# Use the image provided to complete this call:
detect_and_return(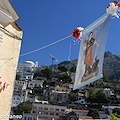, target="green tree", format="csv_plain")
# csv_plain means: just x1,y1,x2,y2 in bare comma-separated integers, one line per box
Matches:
33,68,42,78
103,76,109,82
58,73,72,83
87,108,99,119
95,90,109,104
13,101,32,115
87,89,109,104
50,99,56,105
58,65,68,72
43,79,55,88
41,68,53,80
69,93,78,103
113,108,120,115
33,88,43,96
69,67,76,73
18,101,32,113
110,113,118,120
37,96,43,100
16,74,21,80
43,79,49,88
